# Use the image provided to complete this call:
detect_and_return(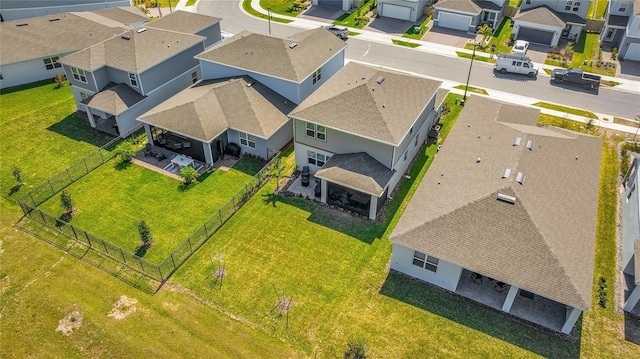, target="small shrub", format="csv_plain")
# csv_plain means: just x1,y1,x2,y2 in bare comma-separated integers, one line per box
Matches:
344,337,368,359
114,141,136,163
54,72,65,88
179,166,199,185
138,220,153,245
598,46,603,60
611,47,618,60
11,165,23,185
60,190,75,215
598,277,607,308
621,141,640,178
